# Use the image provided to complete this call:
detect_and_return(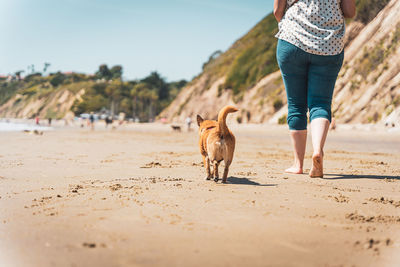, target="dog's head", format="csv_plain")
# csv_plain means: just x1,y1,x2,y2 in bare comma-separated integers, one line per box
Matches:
197,115,217,136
